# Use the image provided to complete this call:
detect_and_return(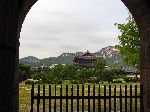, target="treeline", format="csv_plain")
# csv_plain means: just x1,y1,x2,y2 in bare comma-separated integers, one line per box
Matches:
19,57,139,84
28,64,129,84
